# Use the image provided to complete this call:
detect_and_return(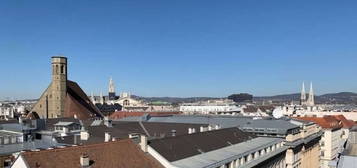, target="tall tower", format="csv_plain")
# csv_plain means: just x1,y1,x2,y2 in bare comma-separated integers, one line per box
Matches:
90,91,96,104
300,82,306,105
100,91,104,104
108,77,116,100
307,82,315,106
49,56,67,118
